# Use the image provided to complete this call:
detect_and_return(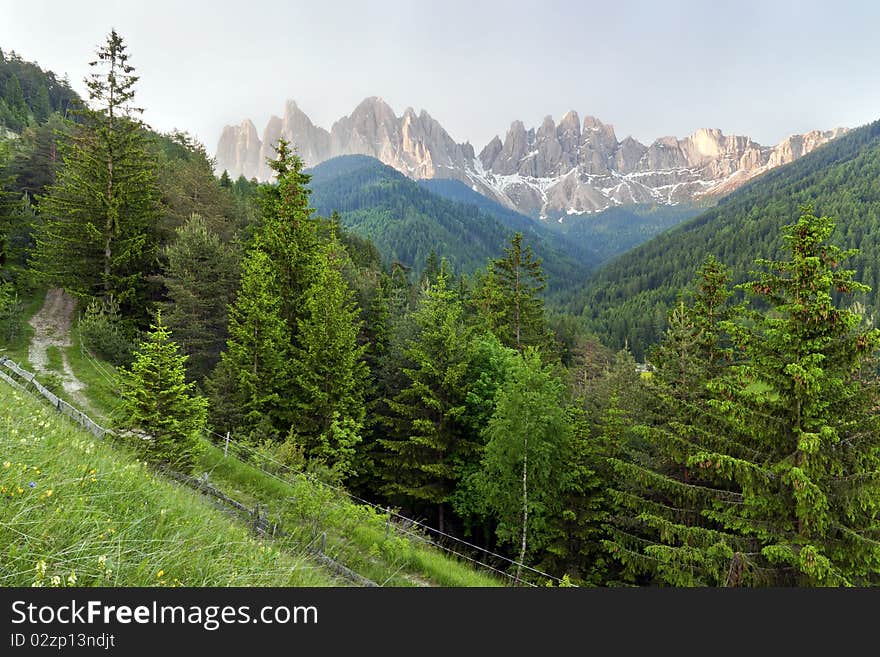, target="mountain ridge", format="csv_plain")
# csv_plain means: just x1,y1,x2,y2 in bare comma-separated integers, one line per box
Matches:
215,97,846,218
